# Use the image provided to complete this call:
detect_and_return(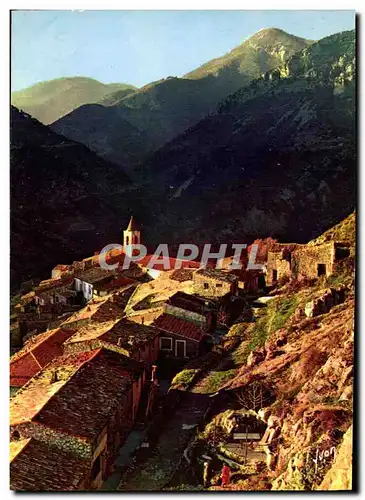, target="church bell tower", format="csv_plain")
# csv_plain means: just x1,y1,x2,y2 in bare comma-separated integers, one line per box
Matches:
123,216,141,254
